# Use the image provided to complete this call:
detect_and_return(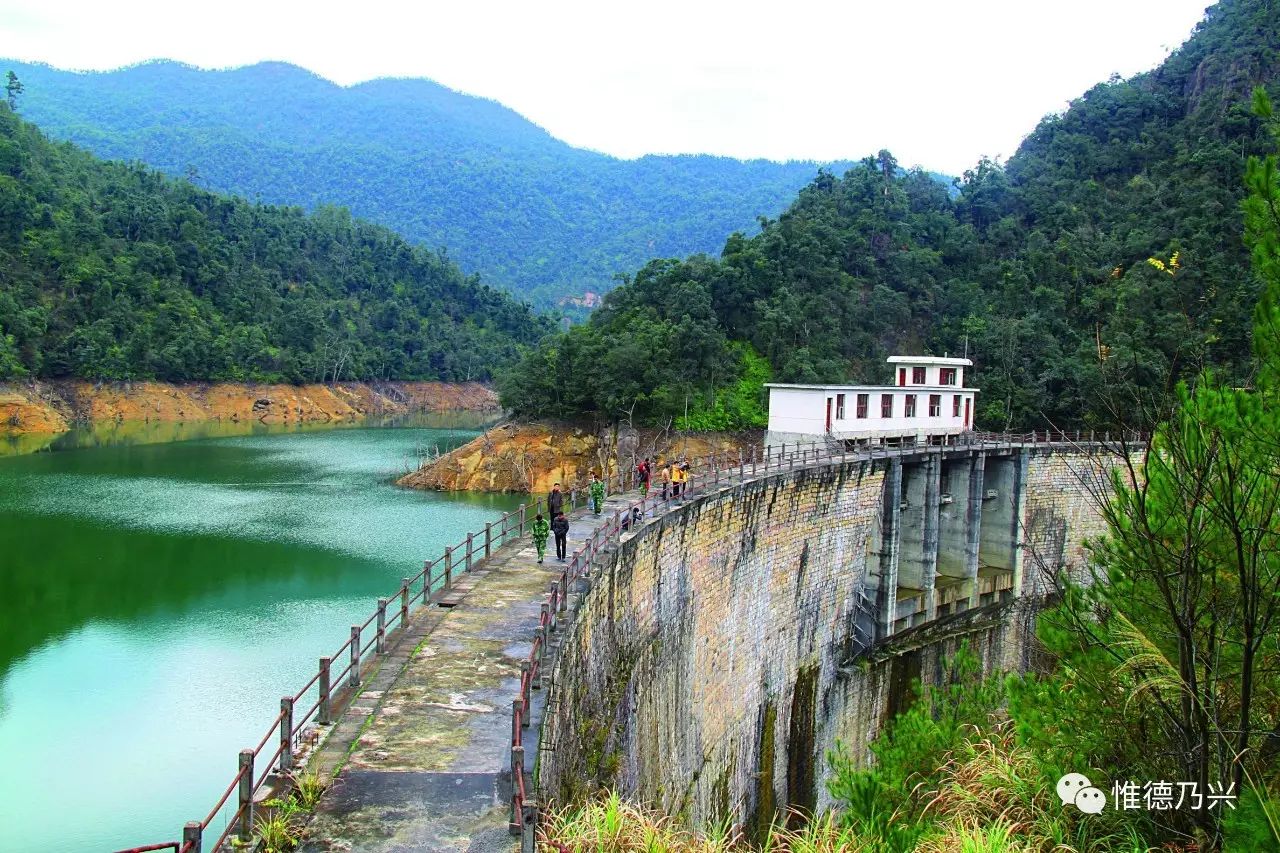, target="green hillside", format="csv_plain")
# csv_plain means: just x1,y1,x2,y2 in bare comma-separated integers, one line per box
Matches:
2,59,859,307
0,104,552,383
501,0,1278,430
